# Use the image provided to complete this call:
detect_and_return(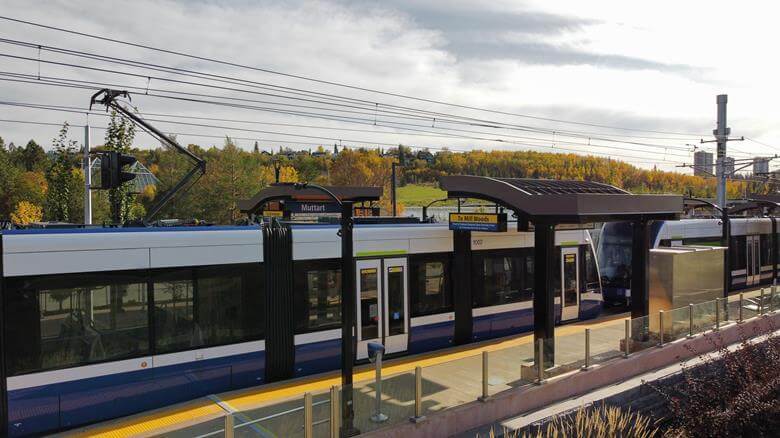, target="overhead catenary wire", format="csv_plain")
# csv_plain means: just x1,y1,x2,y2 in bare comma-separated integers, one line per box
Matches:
0,15,714,137
0,35,711,144
0,51,705,154
0,99,697,159
0,99,696,163
0,114,685,166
